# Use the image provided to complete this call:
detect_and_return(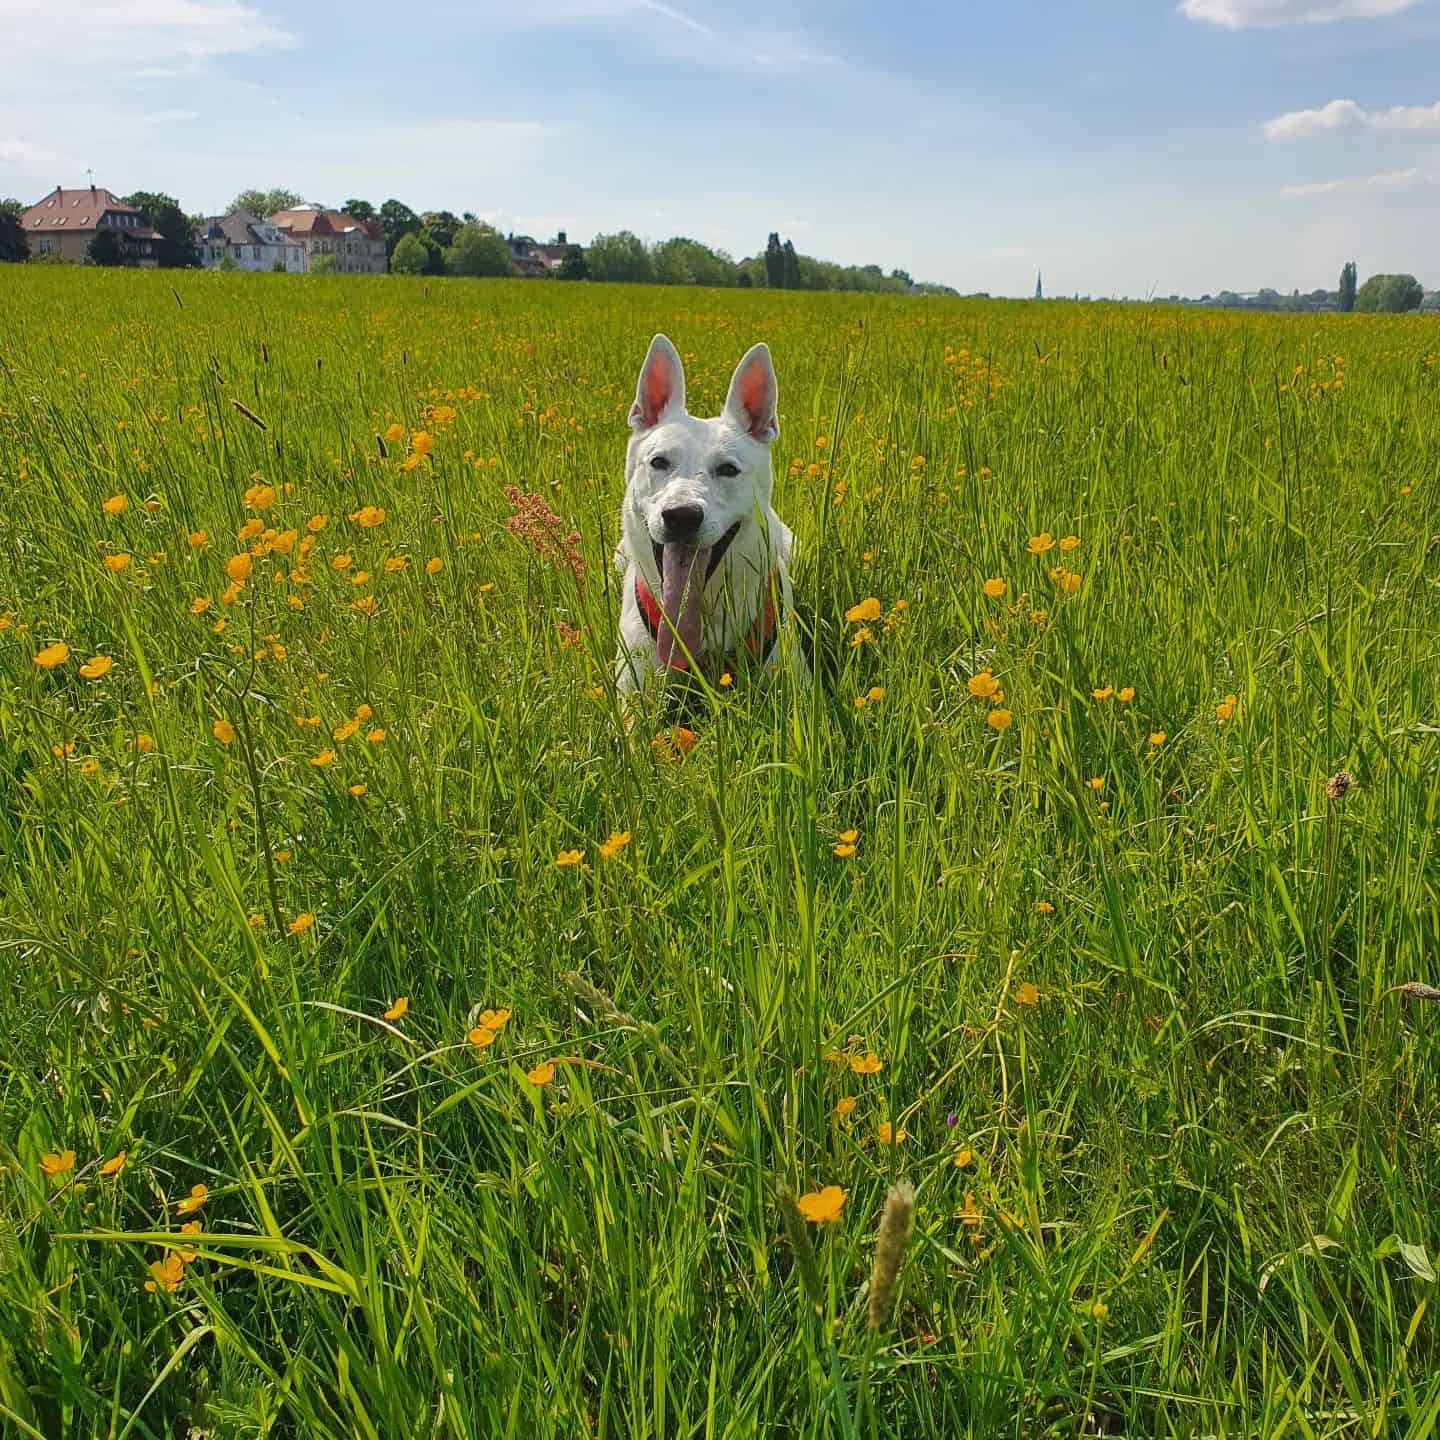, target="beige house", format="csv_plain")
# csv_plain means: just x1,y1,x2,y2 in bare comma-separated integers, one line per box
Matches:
269,207,387,273
21,186,161,266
